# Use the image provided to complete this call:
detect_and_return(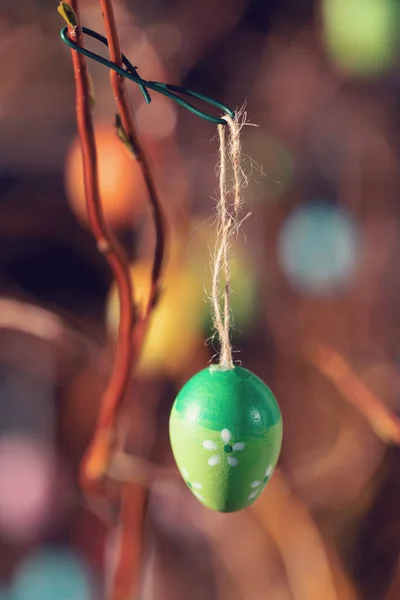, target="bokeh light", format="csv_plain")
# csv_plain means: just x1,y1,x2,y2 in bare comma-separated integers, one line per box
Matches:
243,129,294,202
278,202,361,295
0,435,57,544
149,22,182,59
322,0,399,76
12,547,96,600
187,224,259,337
136,95,178,141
